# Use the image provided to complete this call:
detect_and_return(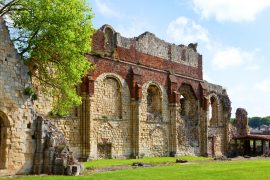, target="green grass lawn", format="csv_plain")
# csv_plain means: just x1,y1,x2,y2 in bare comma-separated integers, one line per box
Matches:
11,157,270,180
84,156,210,169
